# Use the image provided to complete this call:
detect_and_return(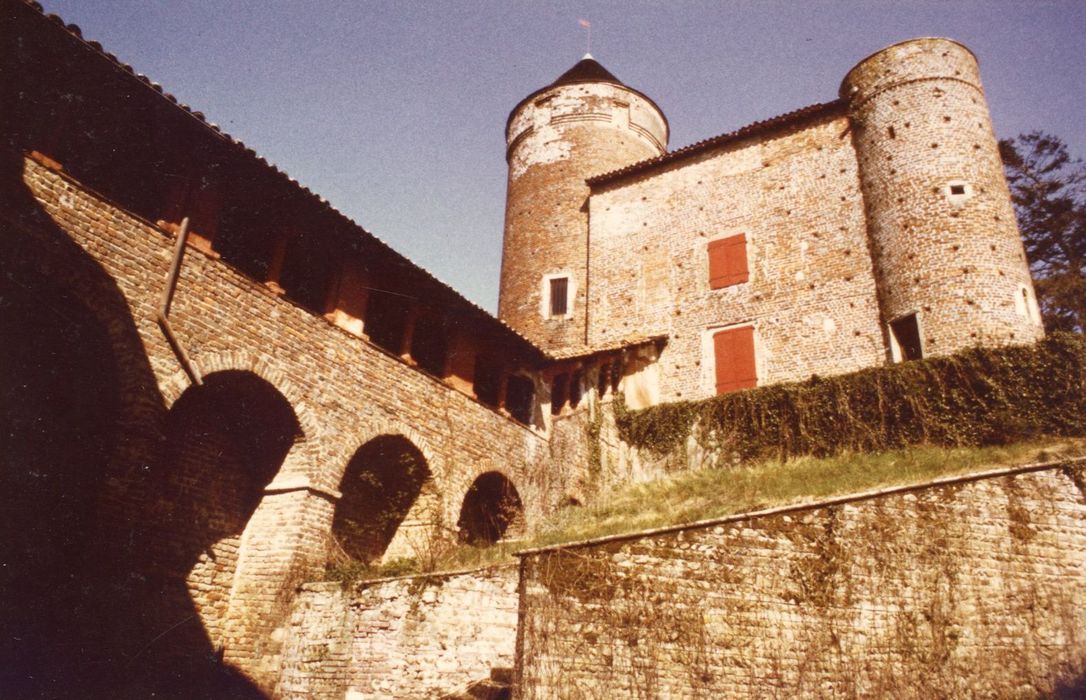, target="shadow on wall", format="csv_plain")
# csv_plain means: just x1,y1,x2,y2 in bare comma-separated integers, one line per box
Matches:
0,147,269,698
333,435,432,563
458,472,524,545
1055,676,1086,699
